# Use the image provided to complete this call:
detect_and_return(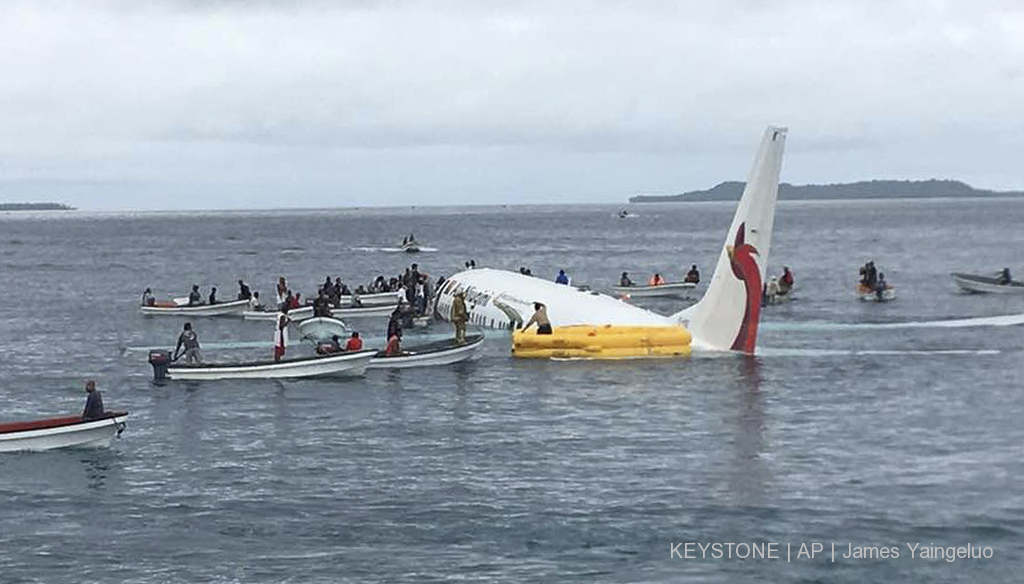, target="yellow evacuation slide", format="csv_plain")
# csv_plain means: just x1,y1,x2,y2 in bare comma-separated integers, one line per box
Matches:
512,325,692,359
